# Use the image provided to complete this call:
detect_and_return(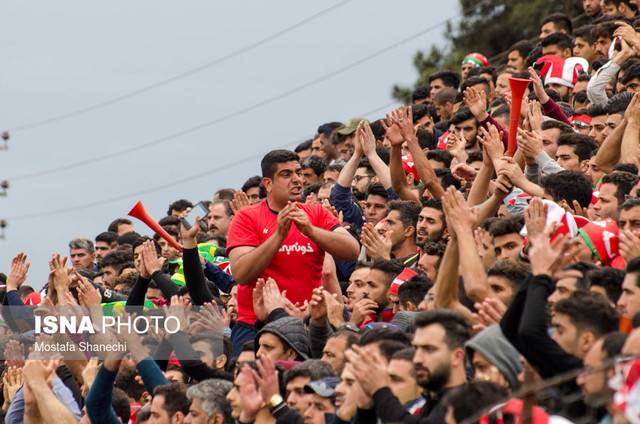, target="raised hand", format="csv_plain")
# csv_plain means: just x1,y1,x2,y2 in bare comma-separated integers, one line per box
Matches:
4,340,25,369
252,278,268,322
344,345,390,396
464,86,488,120
529,232,580,276
478,125,504,164
262,277,286,315
76,272,102,307
322,199,343,223
49,253,71,295
390,106,416,141
360,222,392,261
620,230,640,262
472,297,507,332
517,128,543,165
254,355,280,404
349,298,379,326
2,366,23,411
166,295,191,333
442,186,477,234
324,290,346,328
276,202,295,239
381,110,405,146
524,197,548,241
289,203,314,237
6,252,30,291
451,162,478,182
357,120,377,157
528,67,548,104
237,366,263,422
308,287,328,323
142,240,165,276
231,190,251,214
180,217,202,248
